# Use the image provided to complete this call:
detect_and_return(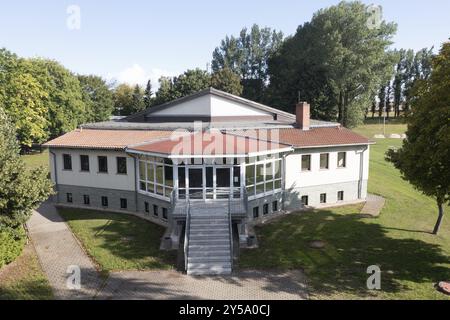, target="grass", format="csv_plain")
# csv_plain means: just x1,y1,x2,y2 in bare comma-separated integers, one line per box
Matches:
239,121,450,299
0,243,53,300
21,149,49,170
58,208,177,272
